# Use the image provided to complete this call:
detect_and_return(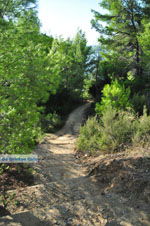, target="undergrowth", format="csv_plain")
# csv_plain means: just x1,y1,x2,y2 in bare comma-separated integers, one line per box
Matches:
76,106,150,155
